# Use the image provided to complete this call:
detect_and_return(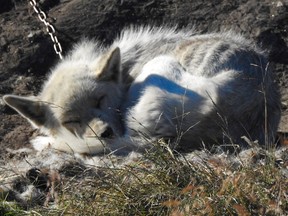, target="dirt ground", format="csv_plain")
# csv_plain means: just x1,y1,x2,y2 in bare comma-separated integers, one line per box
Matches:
0,0,288,154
